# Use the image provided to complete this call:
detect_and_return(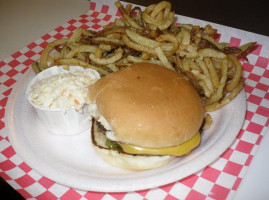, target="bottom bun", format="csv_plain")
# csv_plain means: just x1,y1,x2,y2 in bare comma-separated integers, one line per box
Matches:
91,120,175,171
